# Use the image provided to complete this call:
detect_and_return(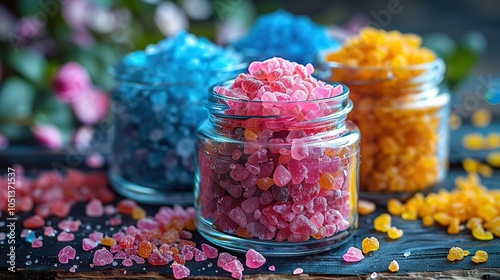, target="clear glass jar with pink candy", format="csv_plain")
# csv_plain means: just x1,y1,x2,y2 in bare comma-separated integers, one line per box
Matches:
194,58,360,256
